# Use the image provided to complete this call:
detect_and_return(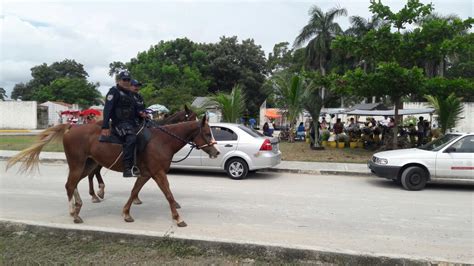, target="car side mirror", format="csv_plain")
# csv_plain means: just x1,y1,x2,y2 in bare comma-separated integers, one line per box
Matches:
444,147,456,153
